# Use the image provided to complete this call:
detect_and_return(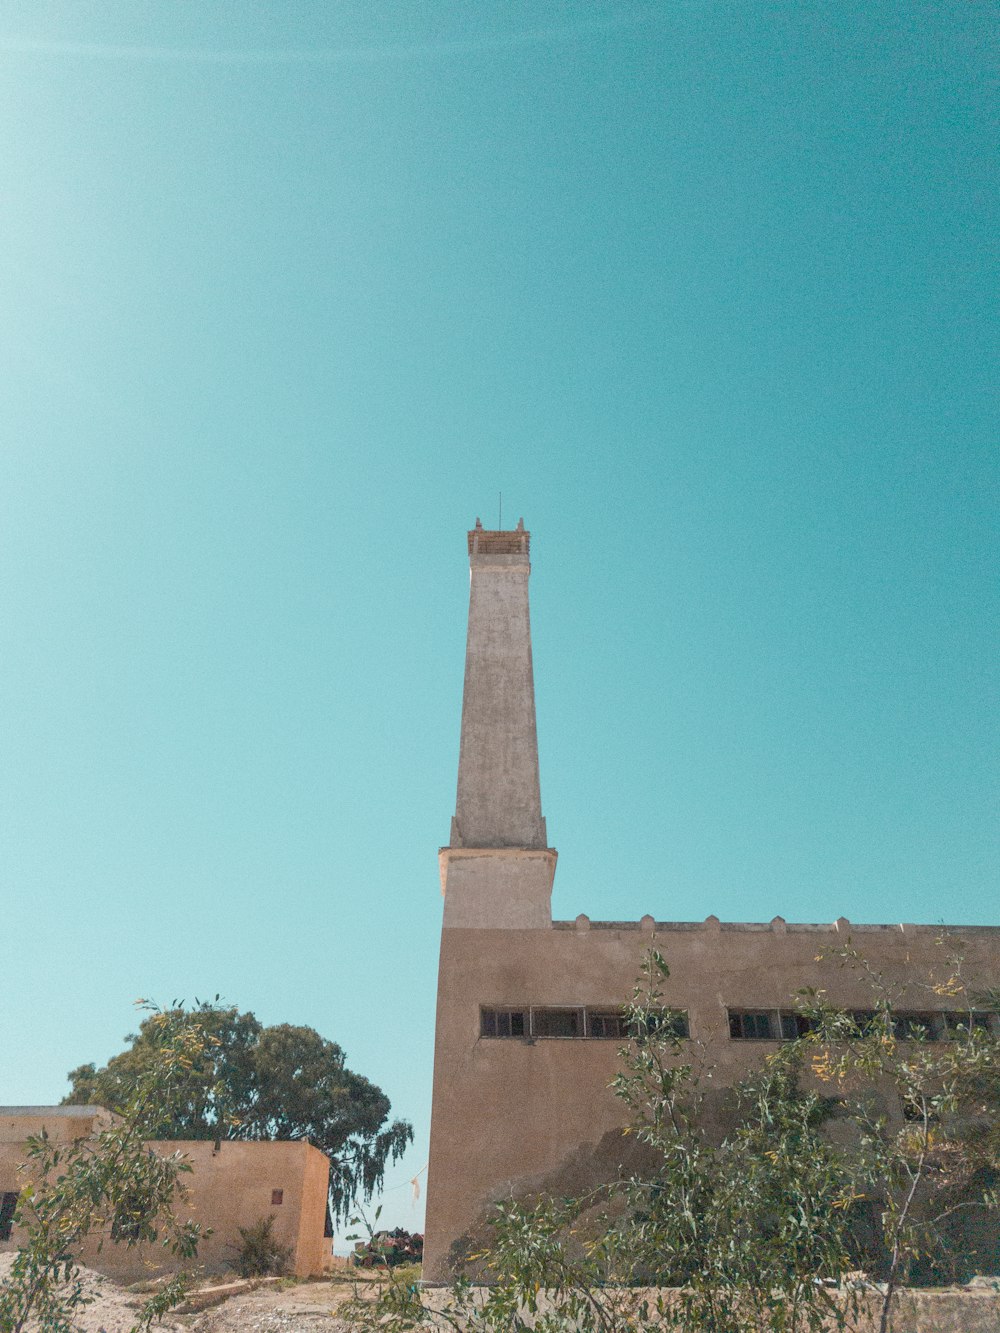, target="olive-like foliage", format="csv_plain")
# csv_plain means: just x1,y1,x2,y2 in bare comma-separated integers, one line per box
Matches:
64,1001,412,1223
